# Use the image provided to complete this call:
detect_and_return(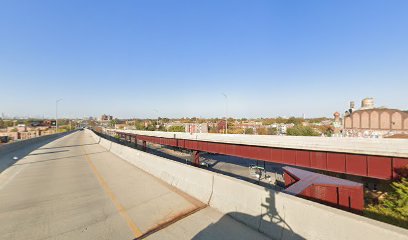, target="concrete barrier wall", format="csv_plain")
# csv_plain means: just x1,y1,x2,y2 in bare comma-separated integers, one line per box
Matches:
90,132,100,143
209,173,408,240
0,131,72,155
0,131,76,173
107,139,214,203
99,137,111,150
88,130,408,240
